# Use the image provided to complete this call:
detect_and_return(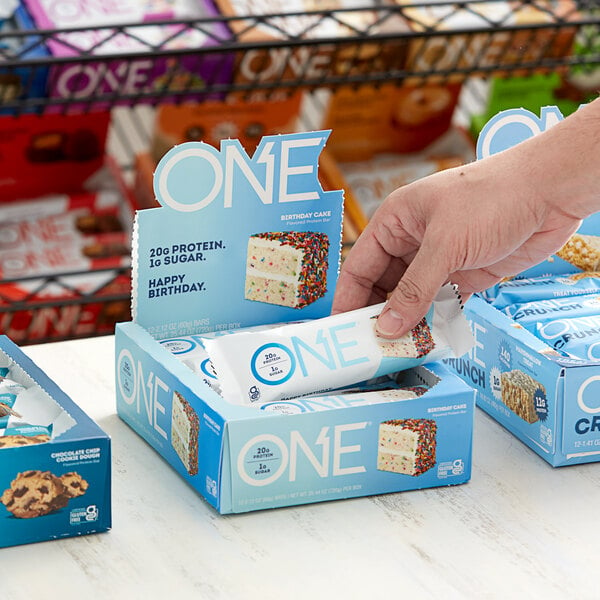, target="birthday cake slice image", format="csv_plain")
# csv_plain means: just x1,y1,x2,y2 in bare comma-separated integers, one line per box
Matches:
245,231,330,309
373,316,435,359
171,391,199,476
377,418,437,476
